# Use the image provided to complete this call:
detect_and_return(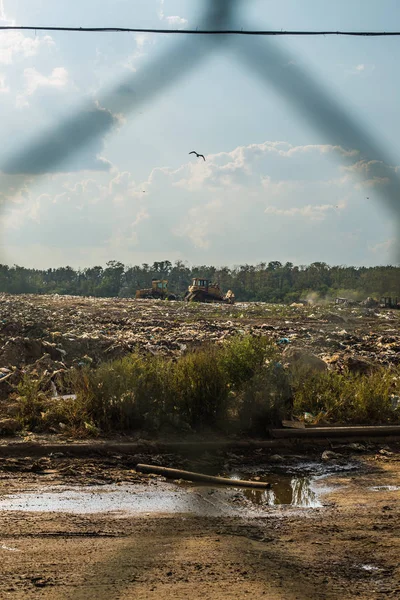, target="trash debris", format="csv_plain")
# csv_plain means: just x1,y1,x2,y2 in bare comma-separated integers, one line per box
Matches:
322,450,342,461
269,454,285,463
343,356,378,375
362,297,379,308
0,293,398,417
390,396,400,410
1,545,20,552
342,443,366,452
283,347,328,373
378,449,394,457
304,412,315,424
